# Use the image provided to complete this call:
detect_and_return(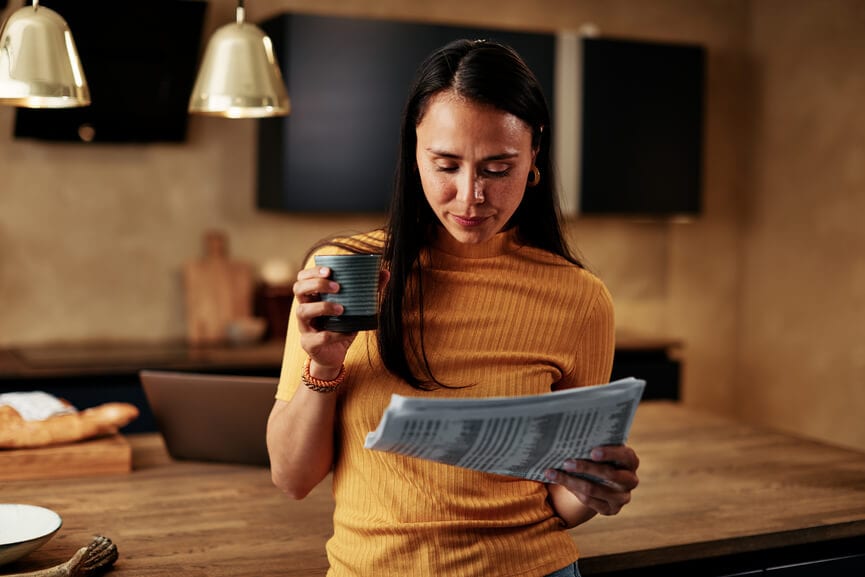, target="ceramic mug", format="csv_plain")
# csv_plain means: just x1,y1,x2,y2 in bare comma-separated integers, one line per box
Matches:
314,254,382,332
